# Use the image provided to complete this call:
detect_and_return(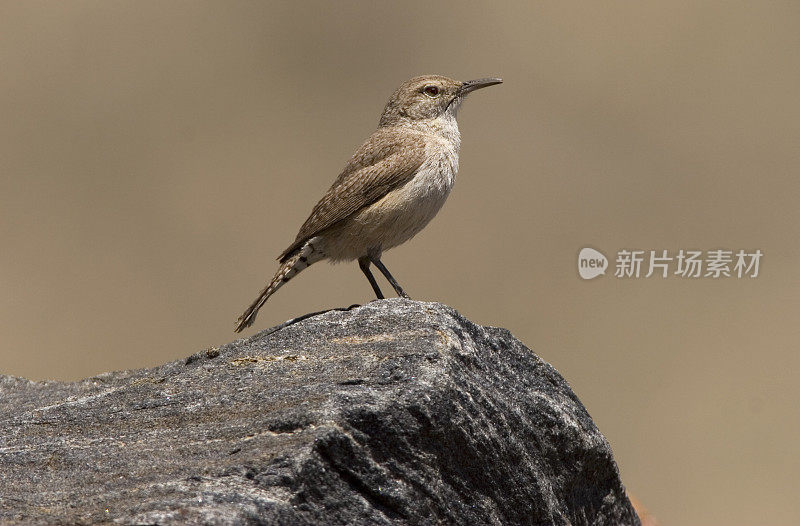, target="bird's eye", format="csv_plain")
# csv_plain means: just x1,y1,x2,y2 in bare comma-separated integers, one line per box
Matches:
423,85,440,97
